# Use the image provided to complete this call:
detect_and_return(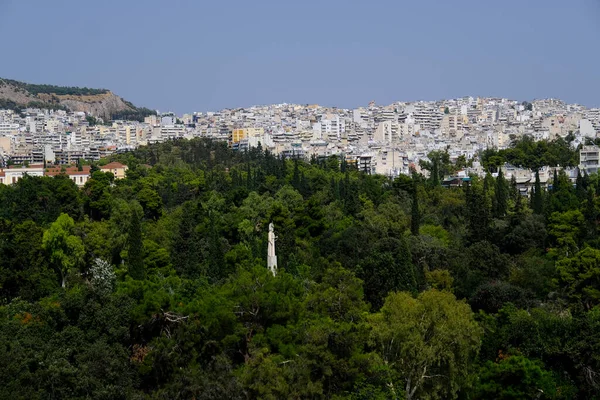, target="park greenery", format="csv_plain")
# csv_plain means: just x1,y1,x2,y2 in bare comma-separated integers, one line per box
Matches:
1,137,599,399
